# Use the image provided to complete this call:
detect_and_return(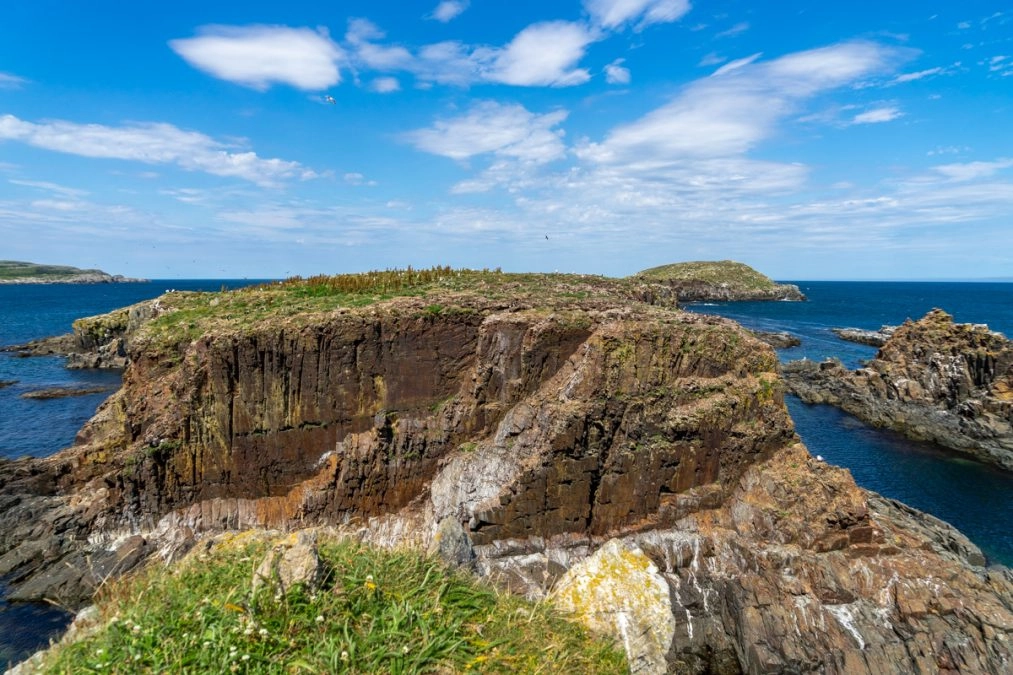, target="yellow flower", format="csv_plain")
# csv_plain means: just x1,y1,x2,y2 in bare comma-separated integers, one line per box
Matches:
364,574,377,591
